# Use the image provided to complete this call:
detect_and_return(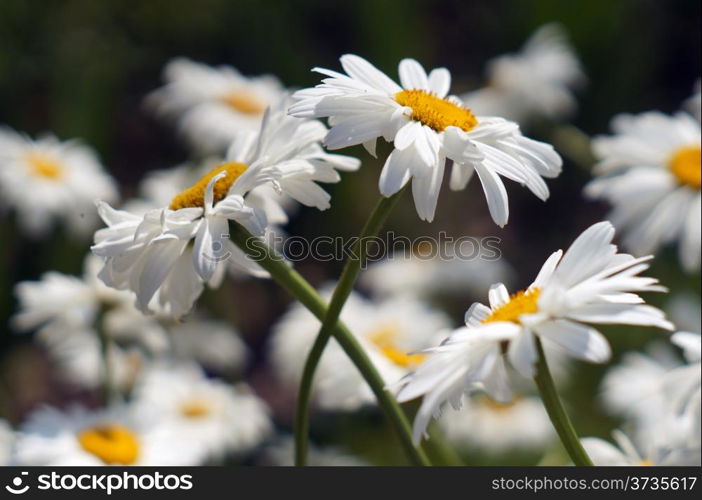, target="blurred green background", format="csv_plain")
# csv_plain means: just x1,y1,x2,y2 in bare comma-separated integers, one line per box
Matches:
0,0,700,464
